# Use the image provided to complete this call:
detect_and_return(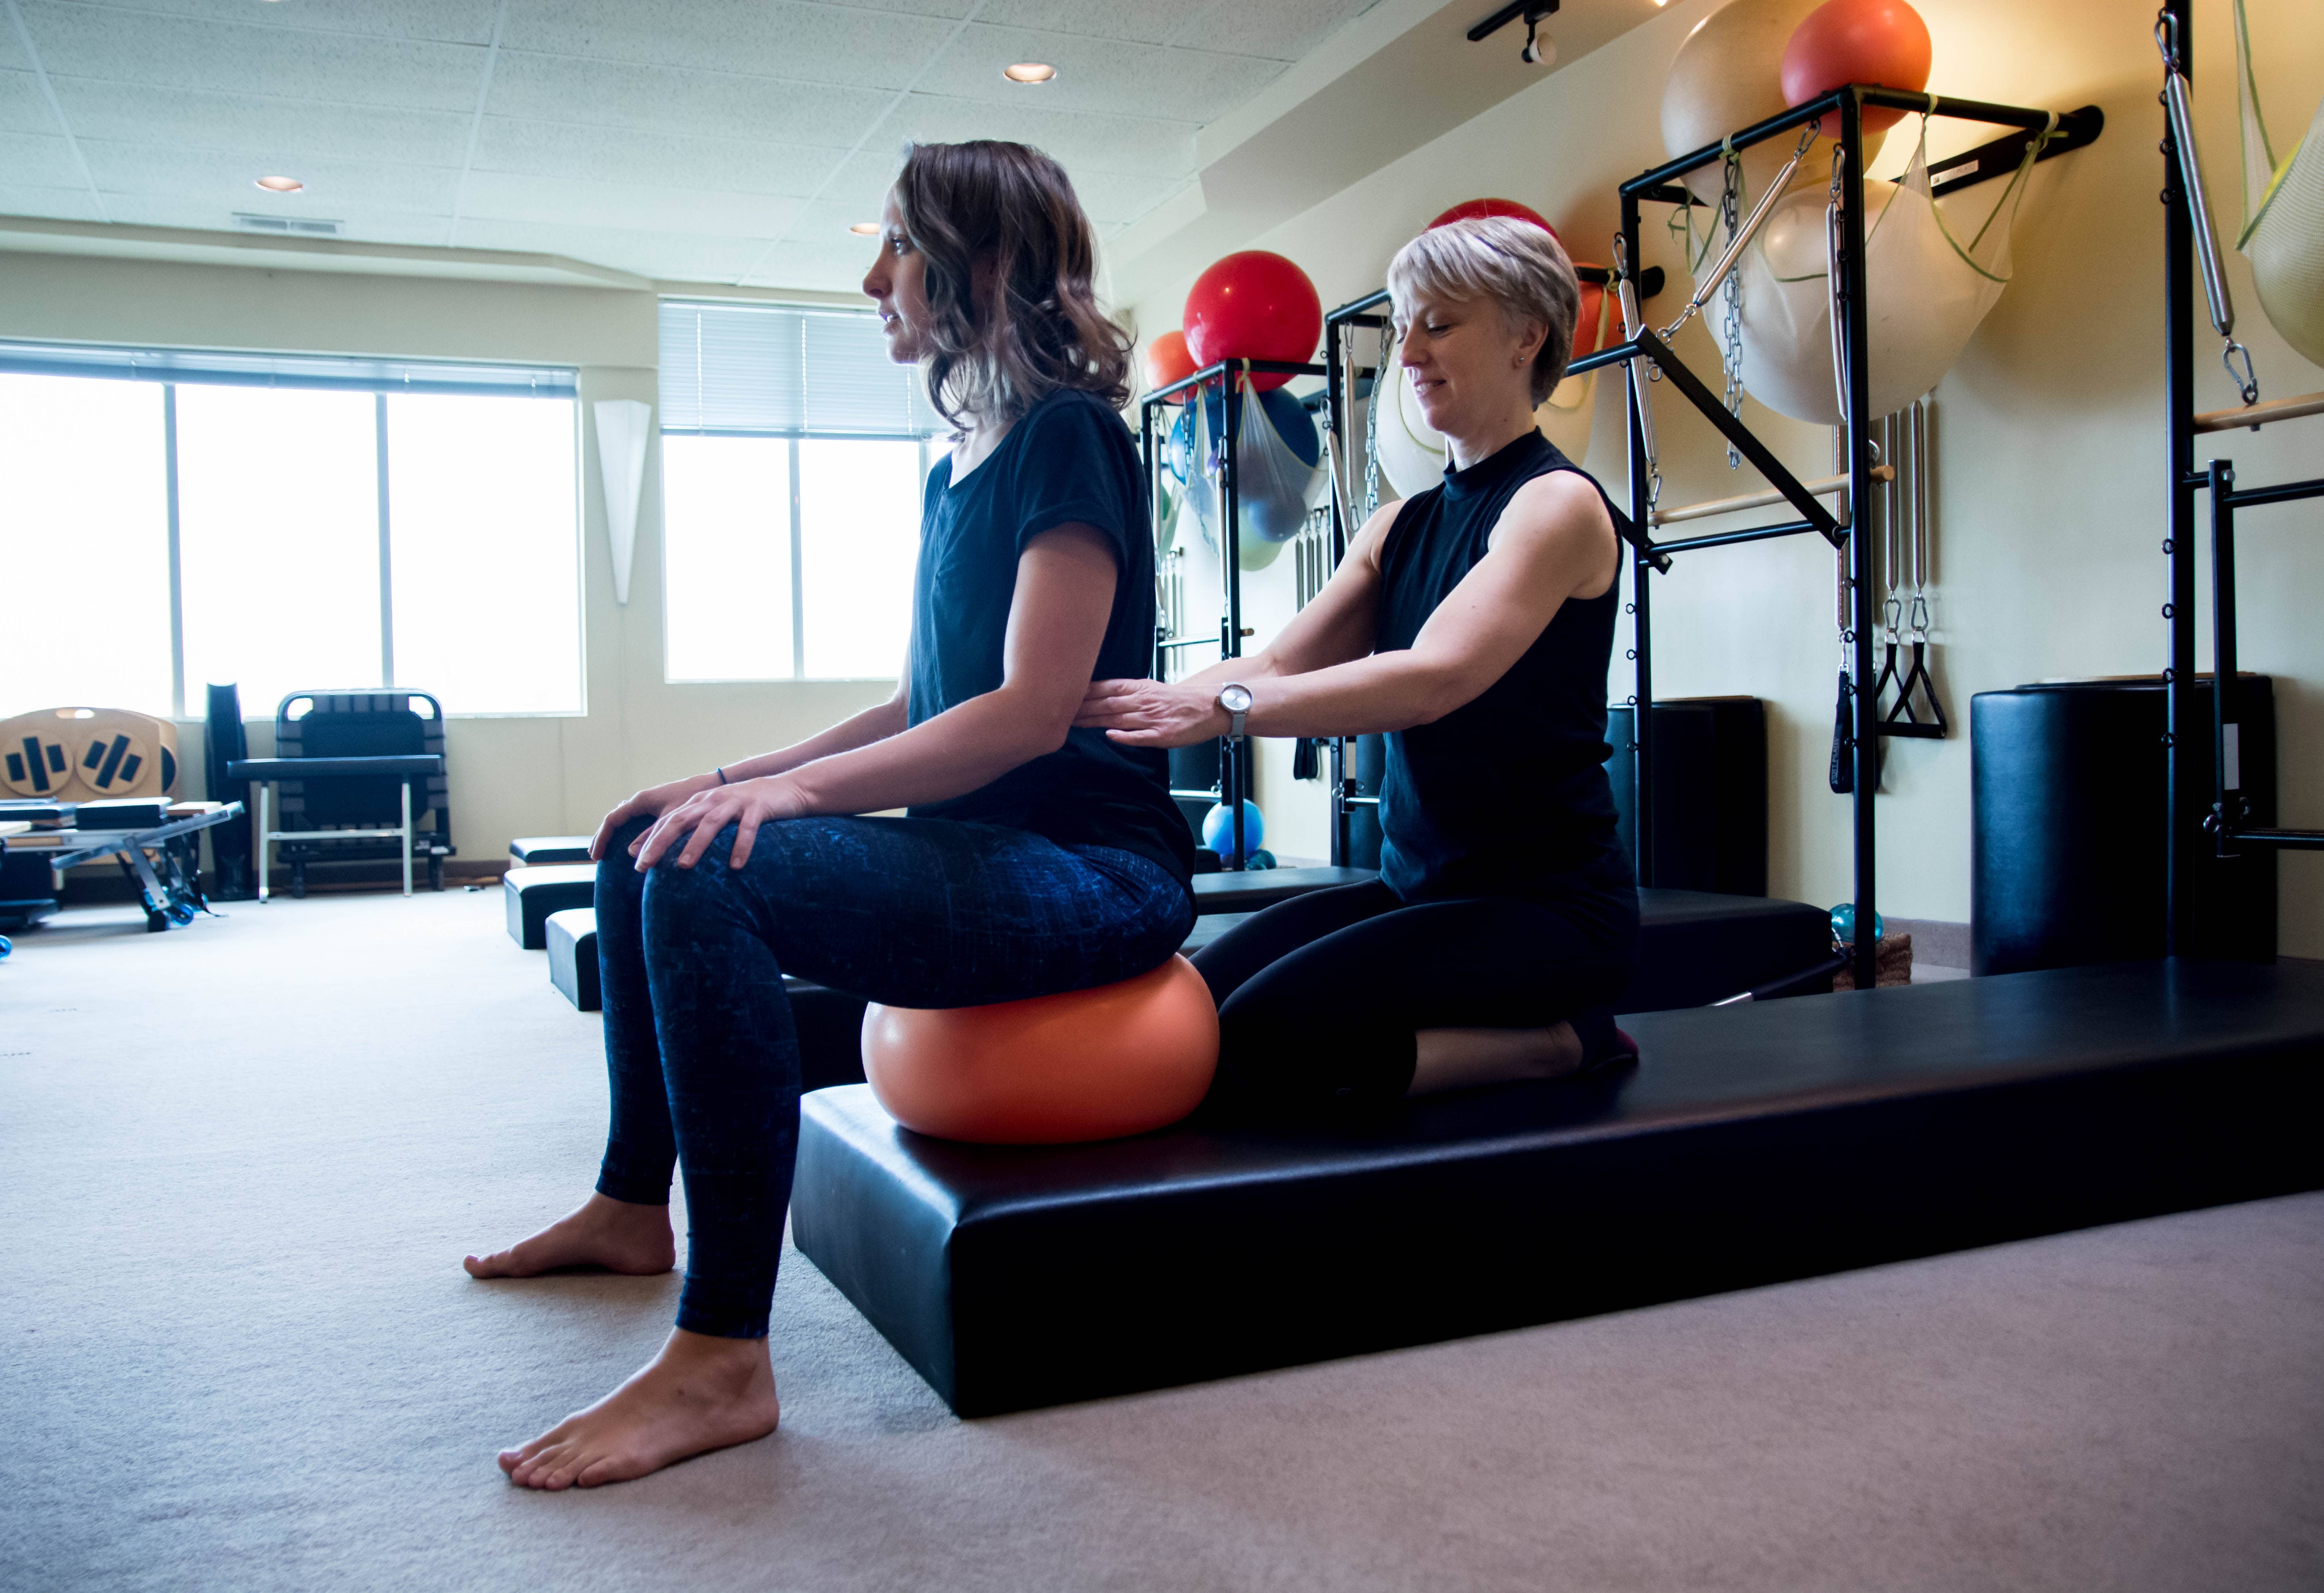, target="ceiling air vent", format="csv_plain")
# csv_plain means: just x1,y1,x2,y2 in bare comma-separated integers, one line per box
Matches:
232,212,344,236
